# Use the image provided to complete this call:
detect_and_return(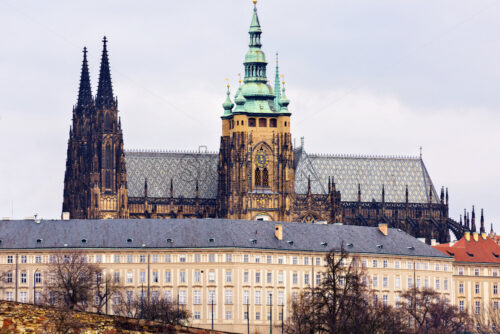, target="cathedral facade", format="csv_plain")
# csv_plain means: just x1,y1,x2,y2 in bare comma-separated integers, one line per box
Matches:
63,2,475,244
